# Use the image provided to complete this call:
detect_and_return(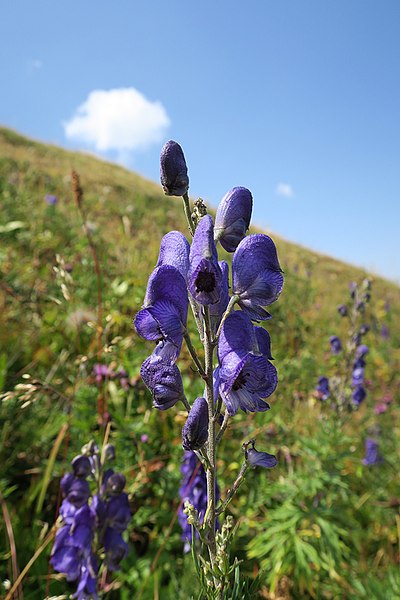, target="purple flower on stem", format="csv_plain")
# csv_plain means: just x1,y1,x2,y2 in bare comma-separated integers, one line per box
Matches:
140,352,184,410
182,397,209,451
329,335,342,354
232,234,284,320
160,140,189,196
135,265,188,361
362,438,383,466
156,230,190,280
337,304,348,317
209,260,230,324
352,367,365,387
316,376,330,401
216,311,277,416
352,385,366,406
188,215,222,305
246,441,277,468
355,345,369,359
214,186,253,252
